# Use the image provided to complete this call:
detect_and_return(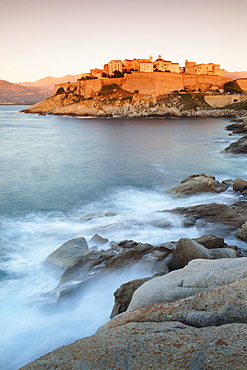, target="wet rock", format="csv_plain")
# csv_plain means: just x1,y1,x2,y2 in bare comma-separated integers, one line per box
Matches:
169,238,212,270
81,211,117,221
192,234,226,249
236,221,247,241
233,178,247,193
89,234,109,246
45,237,89,269
168,202,247,232
128,258,247,310
210,248,237,259
47,240,173,302
110,277,151,319
223,135,247,153
167,173,227,197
